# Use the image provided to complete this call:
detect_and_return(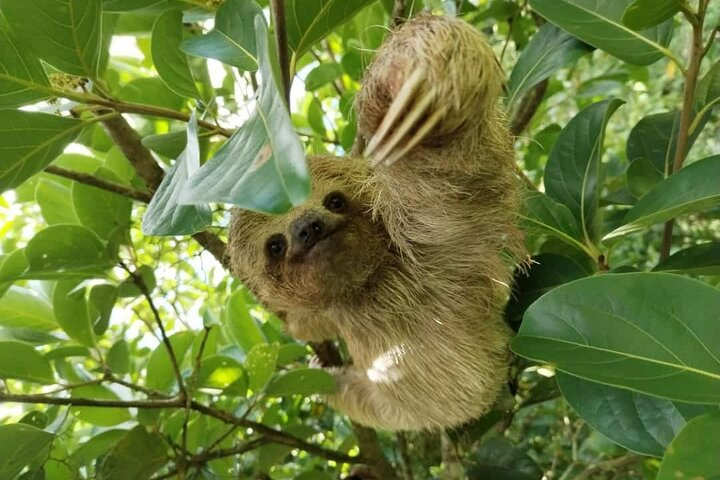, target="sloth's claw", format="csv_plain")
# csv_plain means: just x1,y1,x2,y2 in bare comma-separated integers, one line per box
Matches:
383,105,446,166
